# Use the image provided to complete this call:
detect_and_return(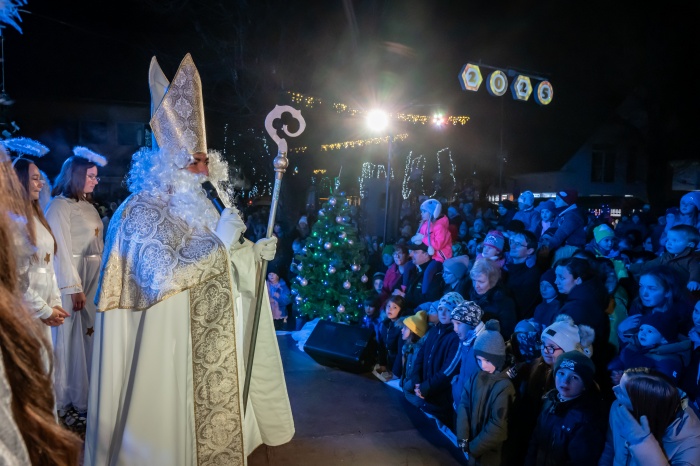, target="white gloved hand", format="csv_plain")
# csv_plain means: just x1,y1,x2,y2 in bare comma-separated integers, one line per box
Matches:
411,233,424,245
214,208,246,250
253,236,277,262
